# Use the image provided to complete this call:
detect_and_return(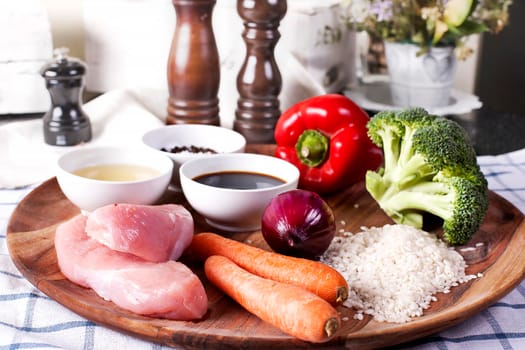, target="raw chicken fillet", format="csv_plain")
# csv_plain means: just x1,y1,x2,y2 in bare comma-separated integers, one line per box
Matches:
55,214,208,320
86,203,193,262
